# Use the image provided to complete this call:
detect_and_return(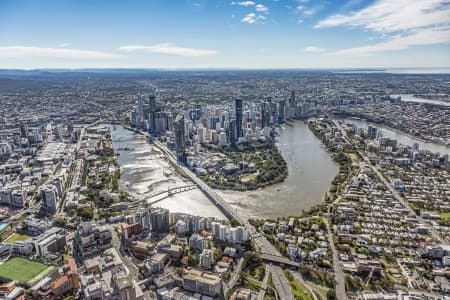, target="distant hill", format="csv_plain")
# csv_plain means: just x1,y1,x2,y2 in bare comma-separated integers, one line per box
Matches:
0,77,41,91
